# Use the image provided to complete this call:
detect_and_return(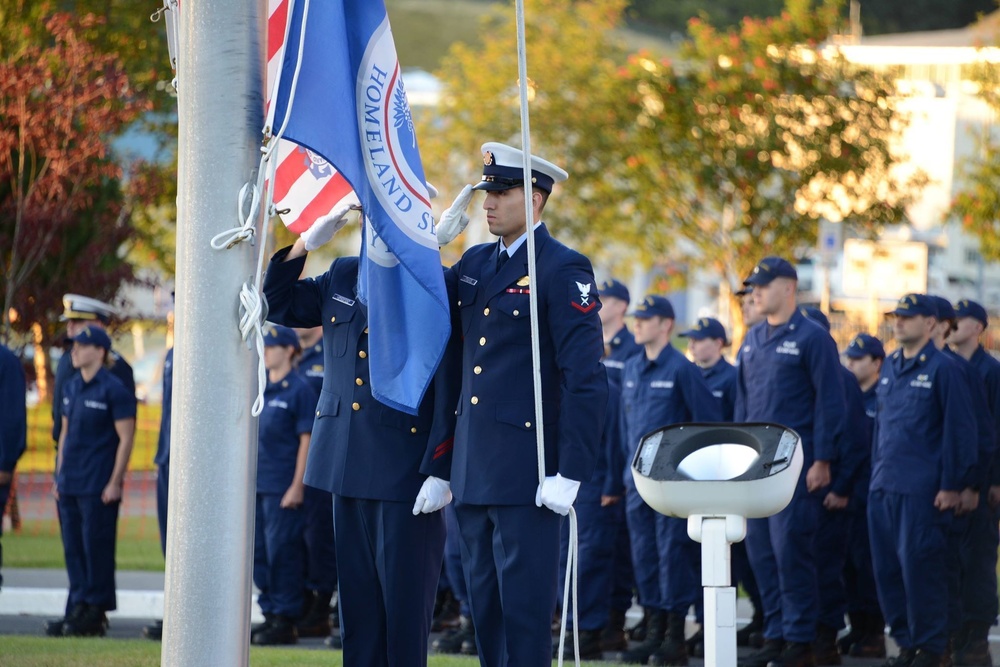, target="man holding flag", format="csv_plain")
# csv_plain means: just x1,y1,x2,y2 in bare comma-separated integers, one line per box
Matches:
436,142,609,665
